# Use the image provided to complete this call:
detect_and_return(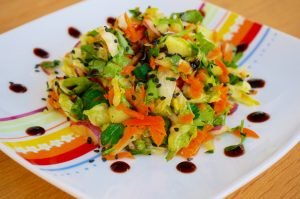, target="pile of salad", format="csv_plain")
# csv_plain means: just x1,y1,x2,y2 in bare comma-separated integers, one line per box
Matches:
44,7,259,161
